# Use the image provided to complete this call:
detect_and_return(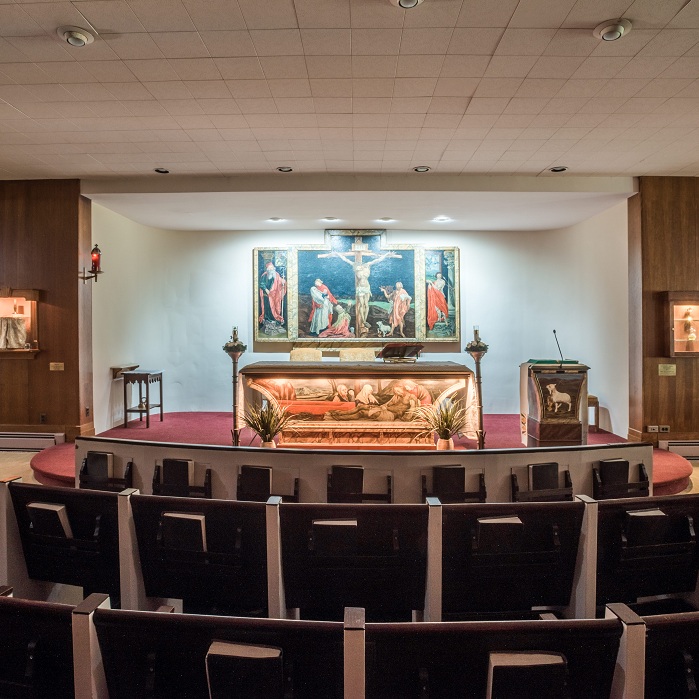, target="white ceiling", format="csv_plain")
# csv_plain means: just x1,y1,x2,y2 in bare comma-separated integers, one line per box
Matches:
89,186,632,230
2,0,699,180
